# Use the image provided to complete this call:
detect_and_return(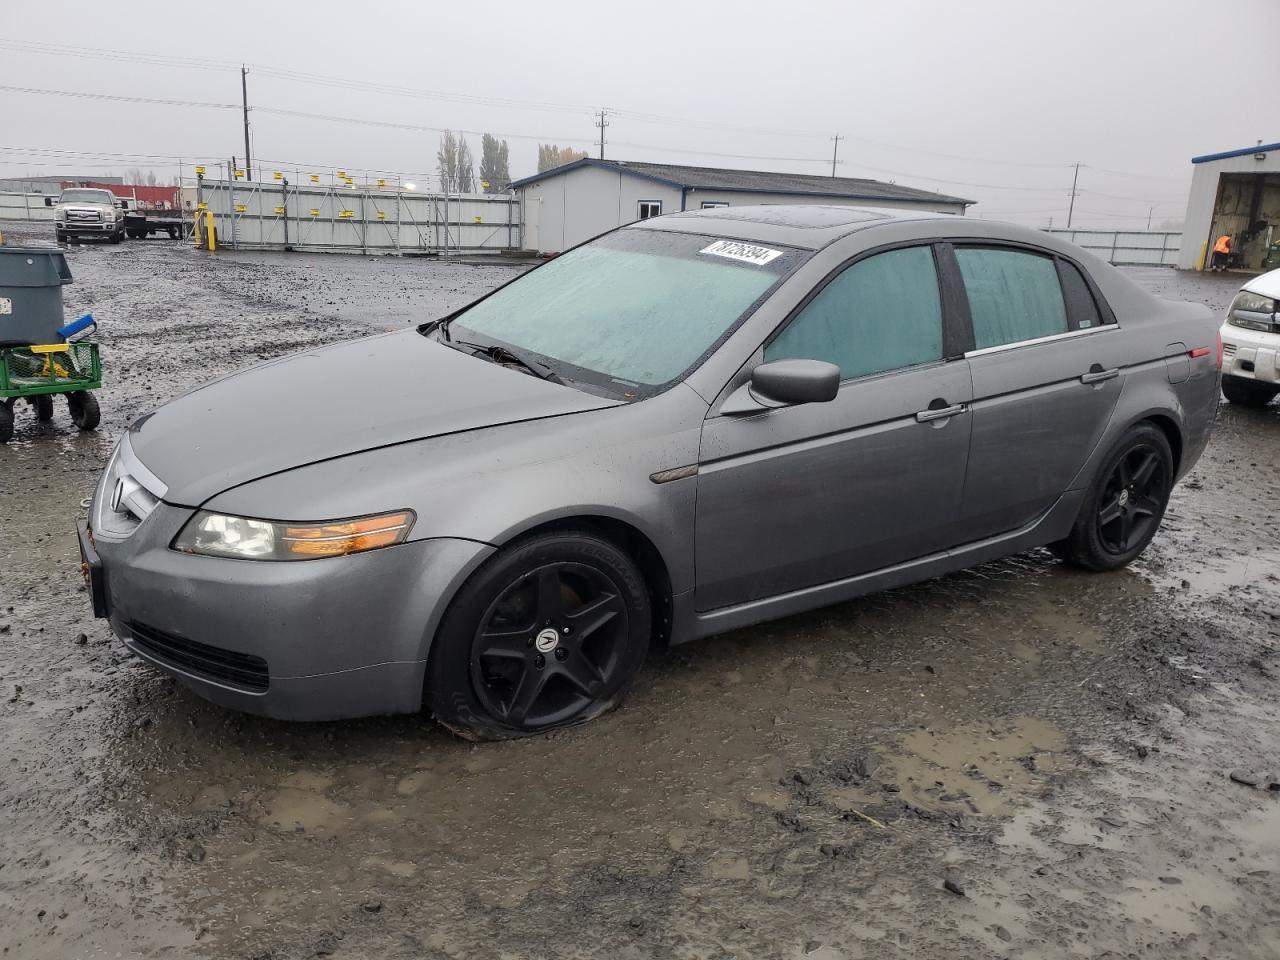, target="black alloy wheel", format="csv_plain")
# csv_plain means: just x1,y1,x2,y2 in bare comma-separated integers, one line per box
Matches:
471,563,630,728
429,530,651,740
1051,423,1173,571
1095,443,1167,555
